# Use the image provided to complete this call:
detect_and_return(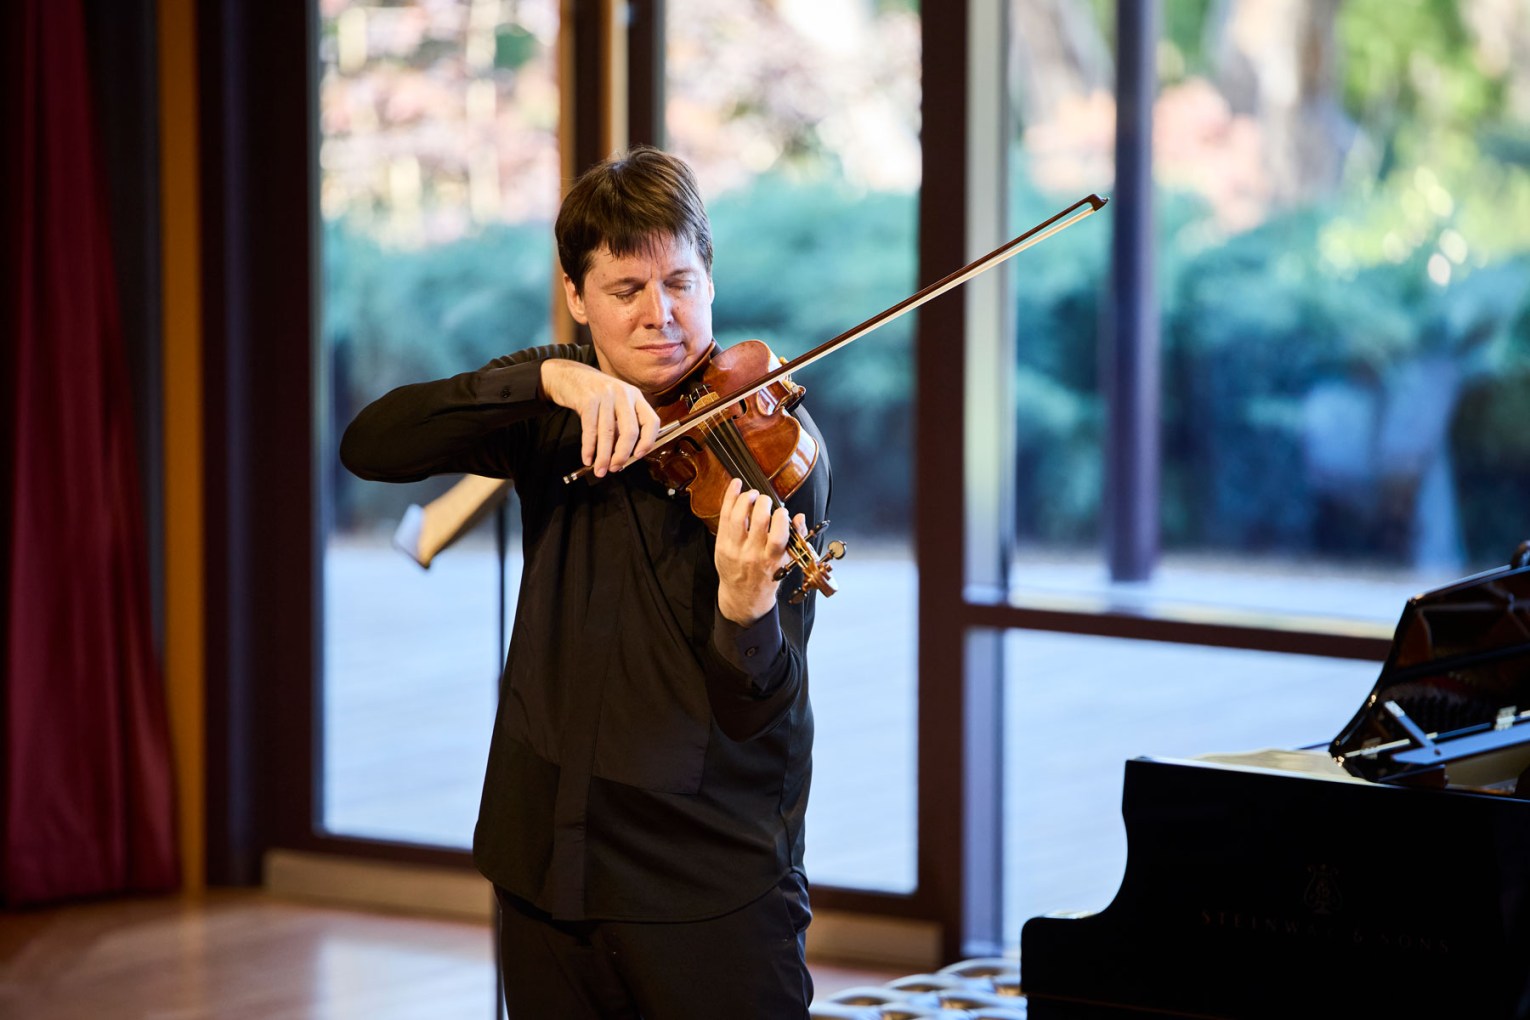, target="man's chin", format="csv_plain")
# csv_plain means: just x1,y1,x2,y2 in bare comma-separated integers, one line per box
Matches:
641,370,687,401
646,348,712,393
